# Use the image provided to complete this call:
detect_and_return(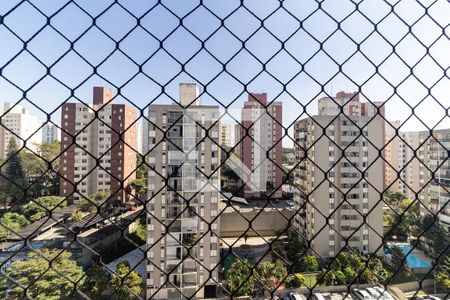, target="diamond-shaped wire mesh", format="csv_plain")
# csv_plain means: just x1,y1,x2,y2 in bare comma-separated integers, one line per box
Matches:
0,0,449,299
